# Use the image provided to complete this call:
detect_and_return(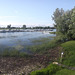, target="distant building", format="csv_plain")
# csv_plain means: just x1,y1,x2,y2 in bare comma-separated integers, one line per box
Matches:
22,25,26,29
